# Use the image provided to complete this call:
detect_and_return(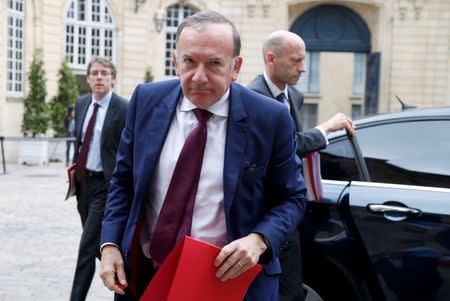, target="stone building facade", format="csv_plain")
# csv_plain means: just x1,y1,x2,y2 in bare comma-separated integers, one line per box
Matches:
0,0,449,161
